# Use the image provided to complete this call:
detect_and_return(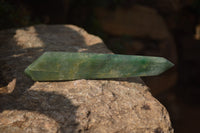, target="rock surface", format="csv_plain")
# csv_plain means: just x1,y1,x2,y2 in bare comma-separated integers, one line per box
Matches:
0,25,173,133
